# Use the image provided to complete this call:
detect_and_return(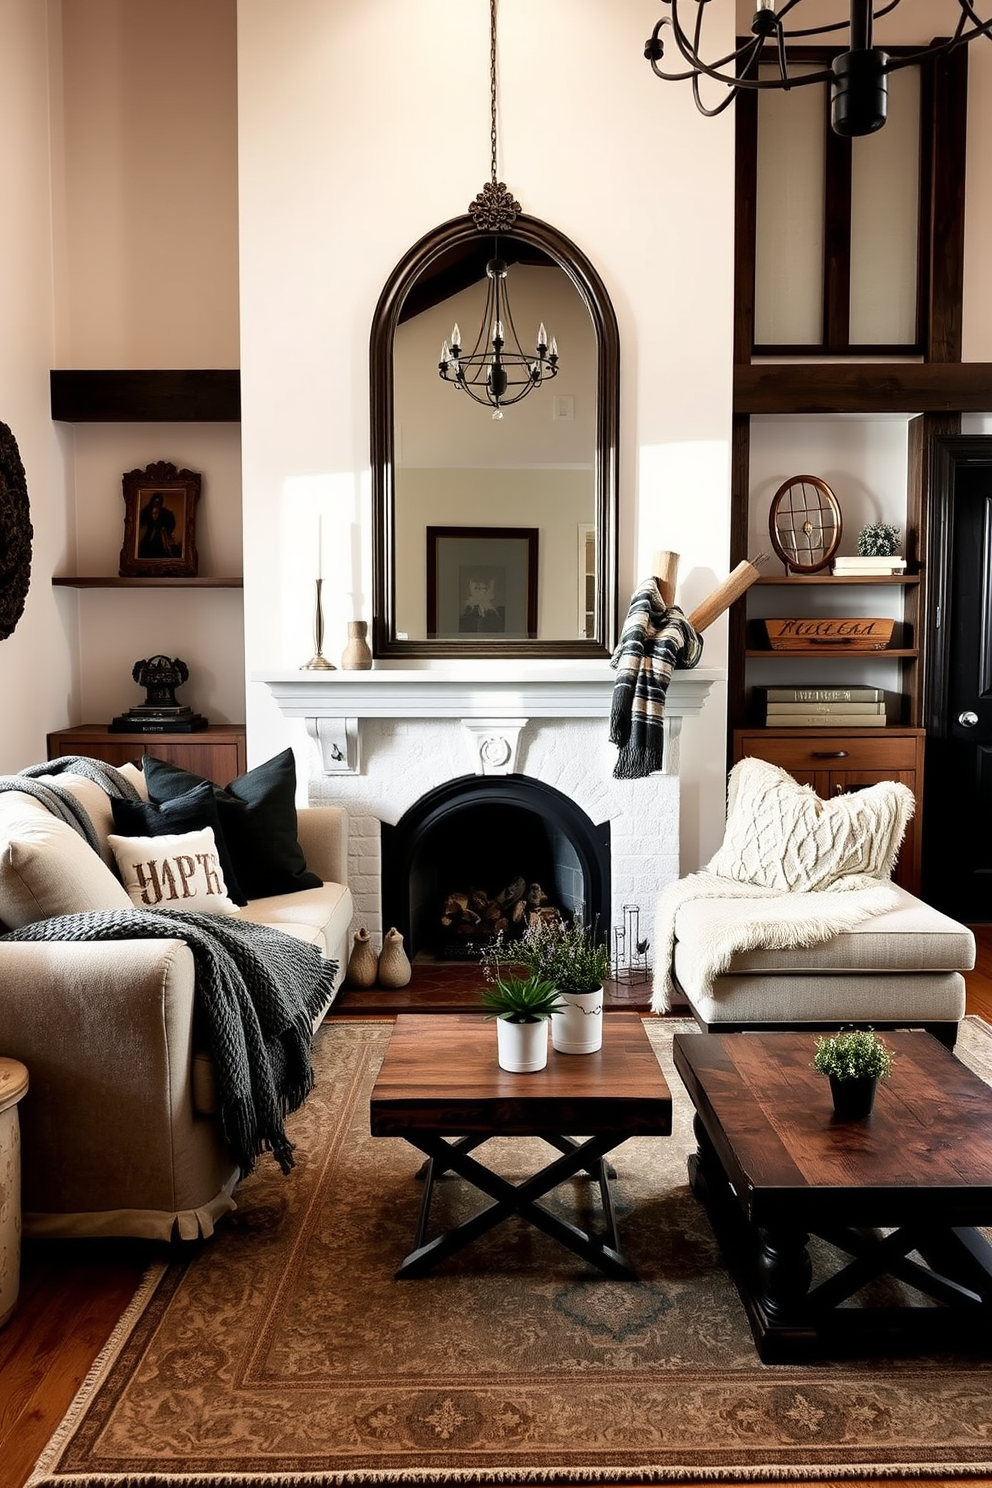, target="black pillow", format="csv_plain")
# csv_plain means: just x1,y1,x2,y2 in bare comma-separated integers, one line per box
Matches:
110,780,248,906
141,748,322,901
